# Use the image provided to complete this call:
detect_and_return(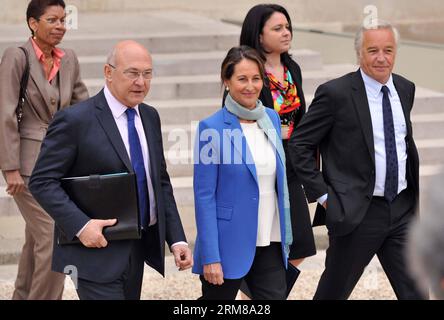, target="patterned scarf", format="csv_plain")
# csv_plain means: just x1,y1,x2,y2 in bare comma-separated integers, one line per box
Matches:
267,66,302,138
